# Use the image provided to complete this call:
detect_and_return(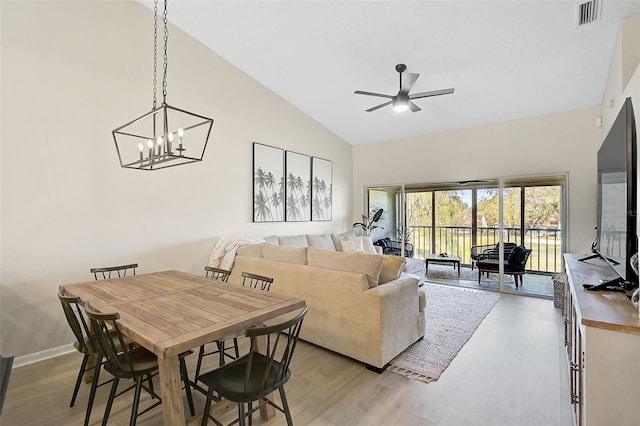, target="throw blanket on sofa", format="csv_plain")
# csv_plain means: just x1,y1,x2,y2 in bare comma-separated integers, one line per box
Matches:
208,234,266,270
